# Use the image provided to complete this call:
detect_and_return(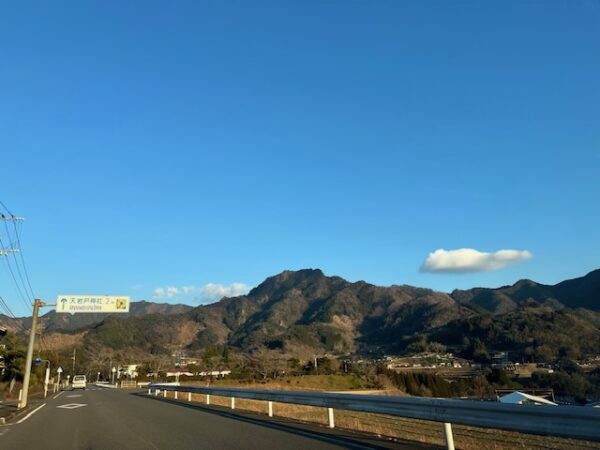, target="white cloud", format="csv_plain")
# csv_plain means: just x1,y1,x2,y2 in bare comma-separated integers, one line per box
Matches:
152,286,181,299
166,286,179,298
151,282,251,303
196,282,250,302
152,287,165,298
420,248,532,273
